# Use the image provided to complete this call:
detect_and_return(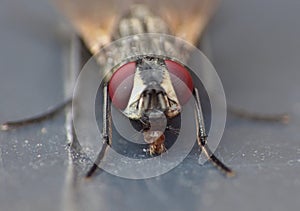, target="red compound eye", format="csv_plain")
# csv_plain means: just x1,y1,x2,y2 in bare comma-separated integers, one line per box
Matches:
108,60,193,109
165,60,194,105
108,62,136,110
